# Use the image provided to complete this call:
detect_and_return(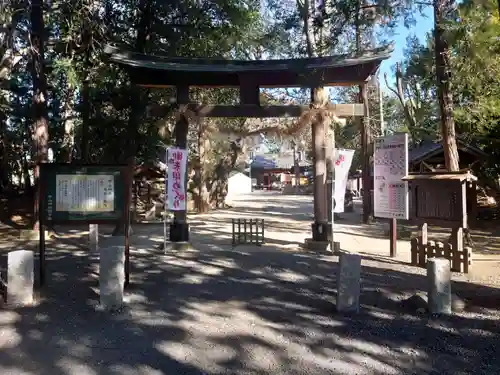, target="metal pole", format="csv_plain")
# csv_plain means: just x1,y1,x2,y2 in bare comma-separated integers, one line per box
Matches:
330,144,337,252
331,172,335,250
249,161,252,192
379,74,385,136
293,145,299,194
